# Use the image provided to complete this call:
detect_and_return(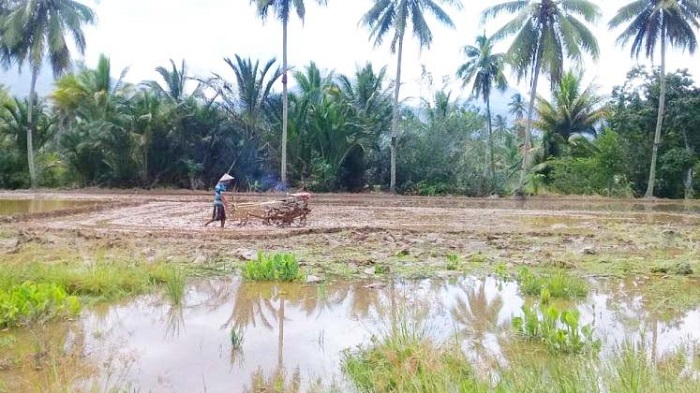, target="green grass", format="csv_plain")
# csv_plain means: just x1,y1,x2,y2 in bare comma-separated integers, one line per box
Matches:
343,324,698,393
342,321,488,393
498,341,700,393
517,268,589,299
242,252,304,282
0,259,189,302
445,254,460,271
162,268,186,306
